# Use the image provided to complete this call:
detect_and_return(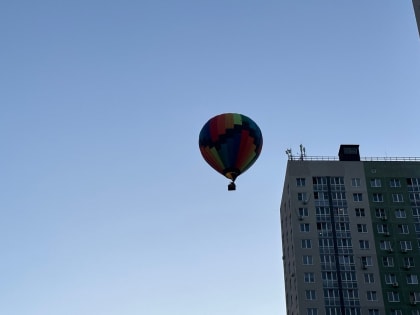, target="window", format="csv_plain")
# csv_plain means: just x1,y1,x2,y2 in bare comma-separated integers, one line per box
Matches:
306,309,318,315
370,178,382,187
404,257,415,268
383,256,394,267
343,289,358,299
319,238,334,248
377,224,389,234
385,273,397,284
299,207,309,217
410,292,420,303
316,207,329,215
314,191,328,200
359,240,370,249
367,291,377,301
341,271,356,282
392,193,404,203
339,255,353,265
337,238,352,248
326,308,341,315
336,207,347,215
355,208,365,217
407,178,420,186
361,256,373,266
410,193,420,203
353,193,363,202
400,240,412,251
364,273,374,283
296,178,306,187
372,193,384,202
322,271,337,281
351,178,361,187
388,291,400,302
398,224,409,234
330,177,344,185
298,192,307,201
395,209,406,218
375,208,386,218
305,290,316,300
368,310,379,315
313,177,327,185
324,288,339,298
304,272,315,283
320,255,335,264
390,310,402,315
303,255,313,265
412,310,420,315
357,224,367,233
335,222,349,232
380,240,392,250
301,239,312,249
331,192,346,200
300,223,310,232
317,222,331,233
407,274,419,284
390,178,401,187
346,308,361,315
413,207,420,217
